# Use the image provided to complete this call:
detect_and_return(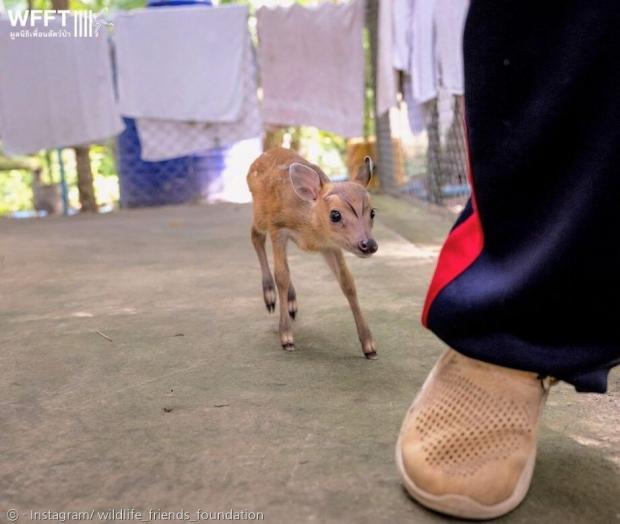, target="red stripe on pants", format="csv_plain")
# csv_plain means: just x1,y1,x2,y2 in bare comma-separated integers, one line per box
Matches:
421,211,484,326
